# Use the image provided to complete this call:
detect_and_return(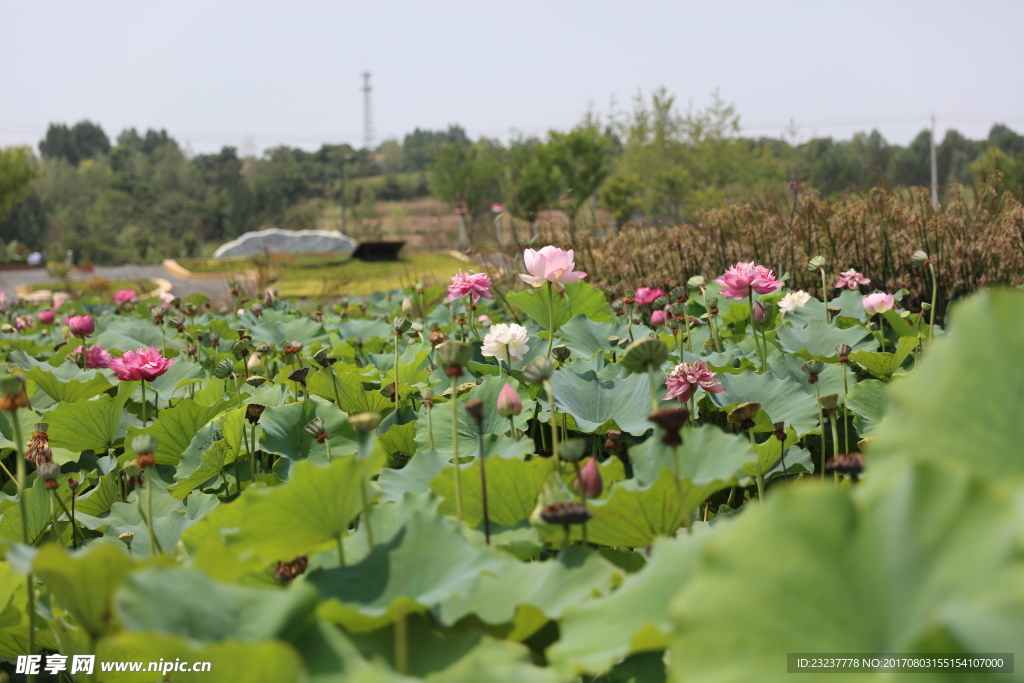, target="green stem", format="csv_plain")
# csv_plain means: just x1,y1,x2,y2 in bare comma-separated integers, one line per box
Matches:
829,411,841,485
749,430,764,503
477,422,490,545
683,306,692,353
427,401,436,450
928,262,938,342
701,290,721,352
877,313,886,353
814,383,825,480
48,492,60,544
250,424,258,483
547,282,555,357
508,415,517,440
393,333,401,404
450,375,464,521
324,438,333,464
141,381,148,427
820,269,830,323
336,534,345,566
748,291,766,372
144,468,164,555
842,366,850,456
647,370,660,414
543,379,561,474
54,494,79,549
669,444,692,534
361,481,375,549
12,416,35,666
